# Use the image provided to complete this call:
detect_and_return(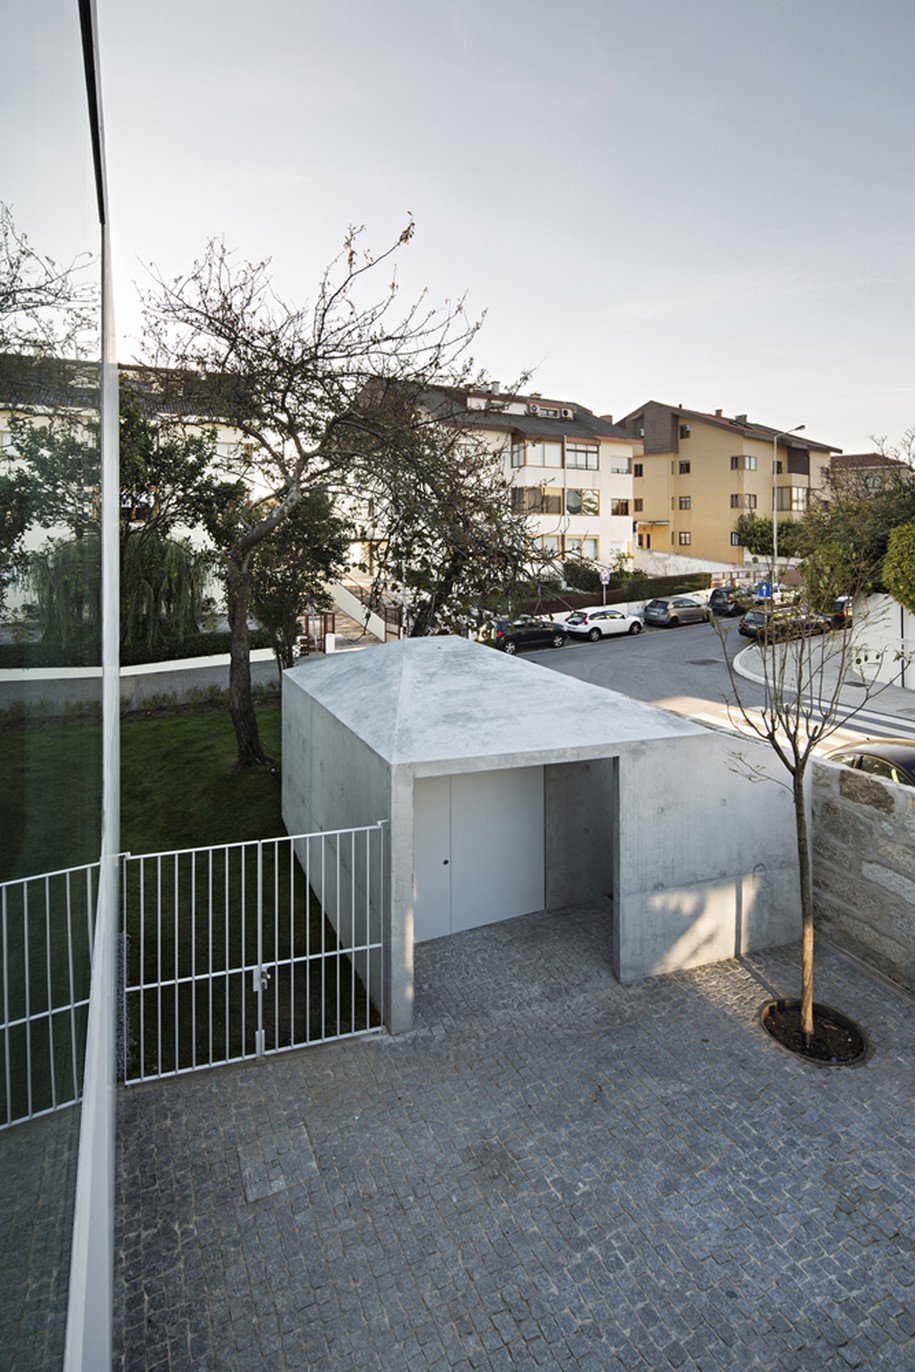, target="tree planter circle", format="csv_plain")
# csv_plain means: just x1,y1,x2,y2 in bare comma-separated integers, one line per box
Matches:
759,999,871,1067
